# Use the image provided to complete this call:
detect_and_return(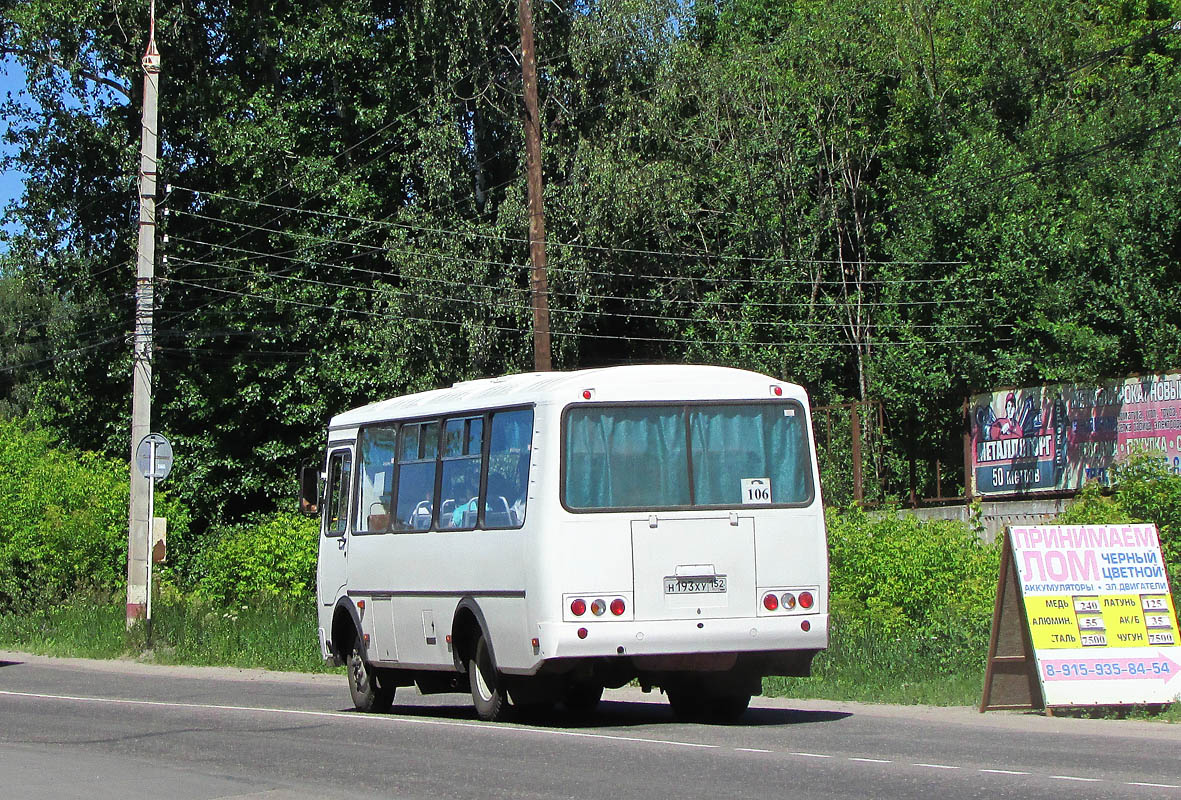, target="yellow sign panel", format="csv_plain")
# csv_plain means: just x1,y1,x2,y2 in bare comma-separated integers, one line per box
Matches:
1026,593,1178,650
